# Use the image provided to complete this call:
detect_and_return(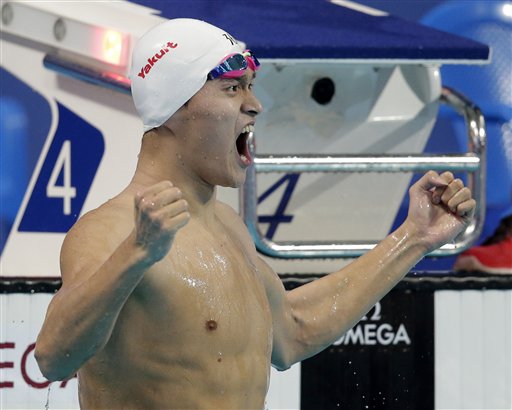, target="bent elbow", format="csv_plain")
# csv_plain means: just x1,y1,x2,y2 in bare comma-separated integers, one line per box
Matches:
271,351,294,372
34,345,58,381
34,343,73,382
272,360,291,372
